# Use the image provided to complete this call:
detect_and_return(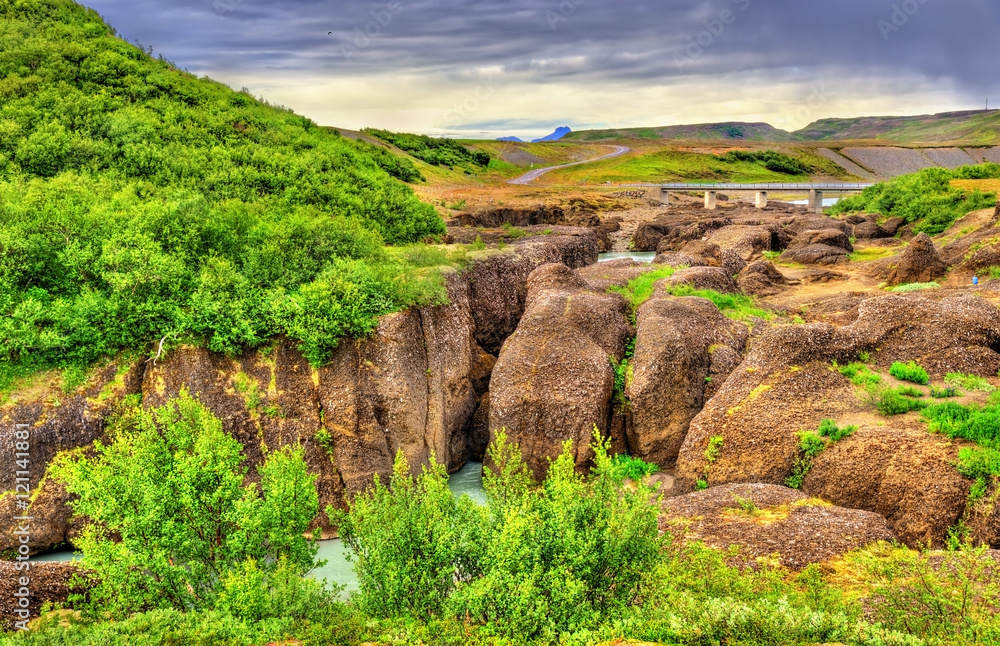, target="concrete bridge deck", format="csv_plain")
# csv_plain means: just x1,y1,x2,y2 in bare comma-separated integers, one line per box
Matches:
648,182,876,213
